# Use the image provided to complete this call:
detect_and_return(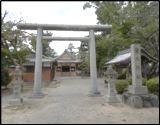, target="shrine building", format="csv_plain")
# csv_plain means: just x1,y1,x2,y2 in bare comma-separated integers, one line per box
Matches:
55,49,81,77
